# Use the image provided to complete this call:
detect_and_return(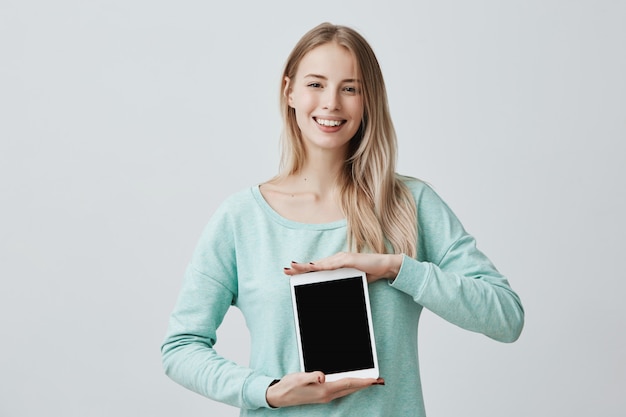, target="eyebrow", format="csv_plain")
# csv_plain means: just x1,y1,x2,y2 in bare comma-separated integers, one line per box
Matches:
304,74,361,83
